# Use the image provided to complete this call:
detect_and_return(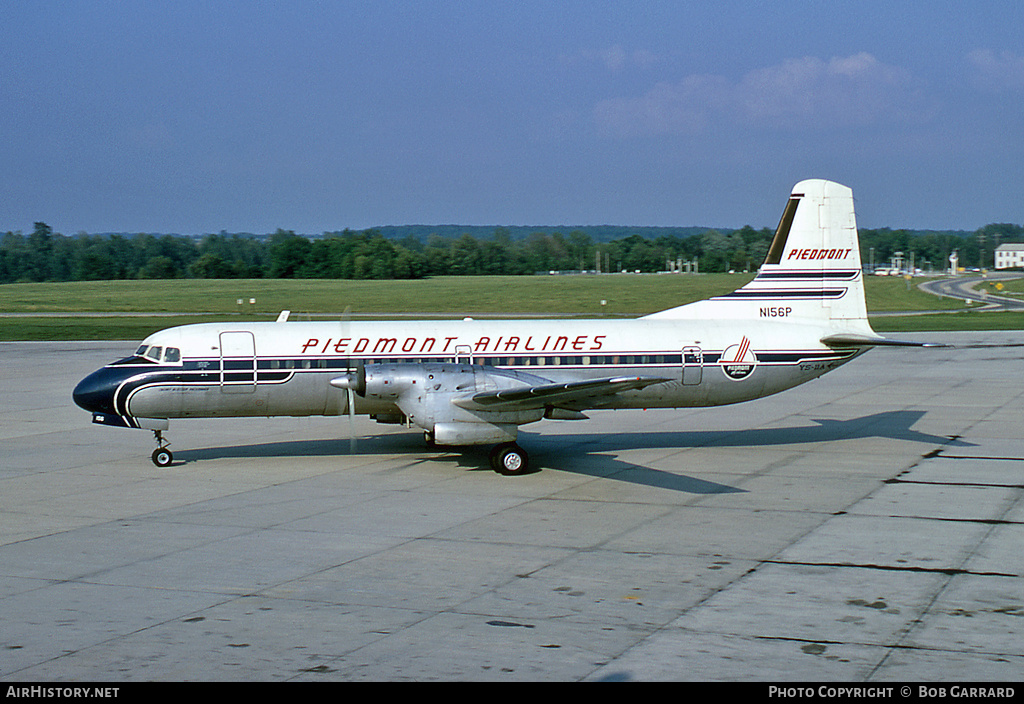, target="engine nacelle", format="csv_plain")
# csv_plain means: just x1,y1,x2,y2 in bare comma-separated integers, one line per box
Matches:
356,363,545,442
433,422,517,446
363,364,429,401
